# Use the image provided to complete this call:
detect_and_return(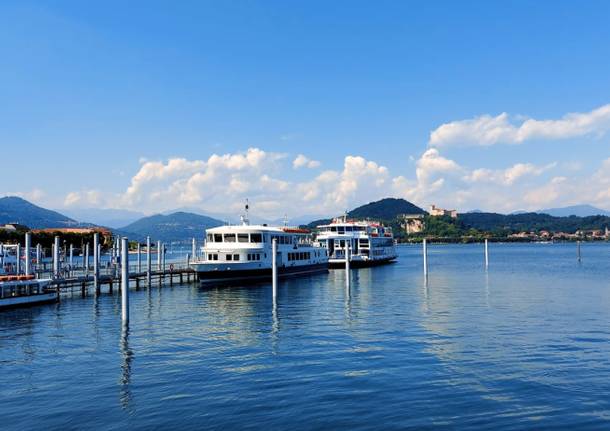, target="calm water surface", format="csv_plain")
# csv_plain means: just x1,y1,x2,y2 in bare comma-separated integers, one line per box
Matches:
2,243,610,430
